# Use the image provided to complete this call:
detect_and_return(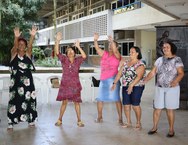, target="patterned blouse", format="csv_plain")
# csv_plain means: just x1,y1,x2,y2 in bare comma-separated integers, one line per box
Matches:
155,56,184,88
122,60,146,87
